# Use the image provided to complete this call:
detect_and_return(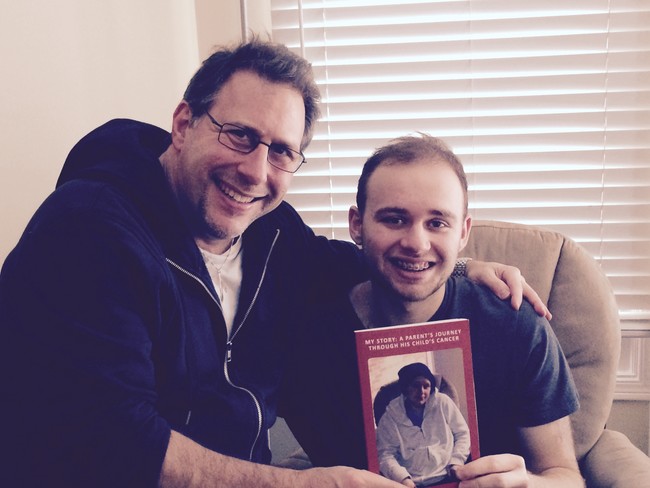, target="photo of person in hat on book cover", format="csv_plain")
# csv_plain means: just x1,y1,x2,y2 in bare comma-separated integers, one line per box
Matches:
376,362,470,487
